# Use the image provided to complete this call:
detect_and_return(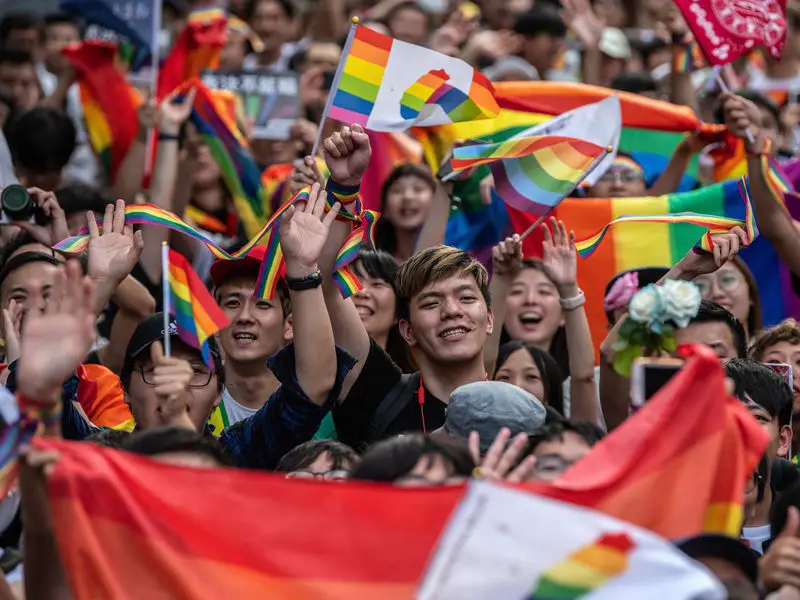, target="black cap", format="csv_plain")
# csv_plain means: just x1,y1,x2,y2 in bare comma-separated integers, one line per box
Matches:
121,313,223,382
676,534,760,584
